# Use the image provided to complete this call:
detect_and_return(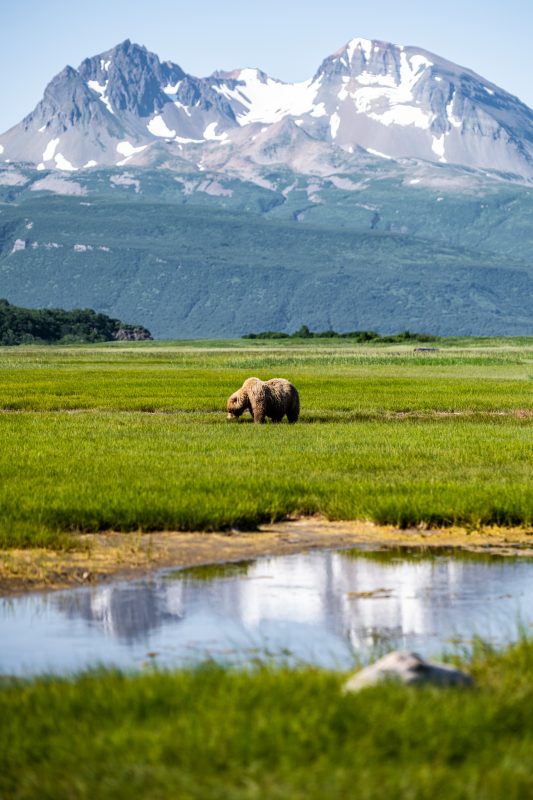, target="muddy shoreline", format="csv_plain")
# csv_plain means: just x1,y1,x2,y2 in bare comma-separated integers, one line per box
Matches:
1,517,532,596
